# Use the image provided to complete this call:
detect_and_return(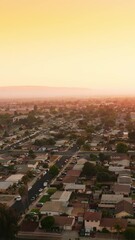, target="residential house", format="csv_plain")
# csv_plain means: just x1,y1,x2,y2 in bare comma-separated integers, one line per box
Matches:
118,175,132,185
0,181,13,193
115,200,134,218
50,191,72,206
64,183,86,193
109,166,124,175
100,194,124,205
113,183,130,196
40,201,72,216
100,218,127,232
84,212,102,234
53,216,75,231
5,174,24,183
